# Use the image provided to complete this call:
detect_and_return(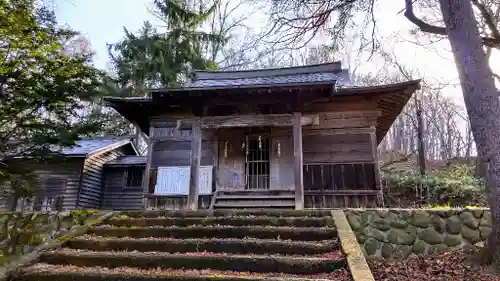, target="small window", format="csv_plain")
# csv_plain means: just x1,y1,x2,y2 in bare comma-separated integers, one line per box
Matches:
125,167,143,188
